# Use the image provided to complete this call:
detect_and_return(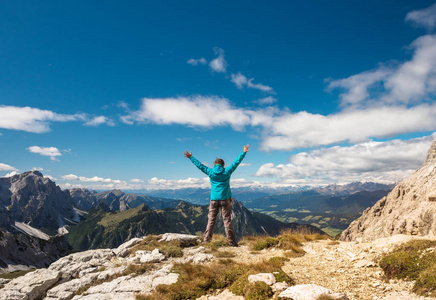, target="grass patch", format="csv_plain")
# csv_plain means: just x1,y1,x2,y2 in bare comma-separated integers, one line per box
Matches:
202,234,229,252
241,228,329,257
129,235,184,258
0,268,36,280
137,257,294,300
316,295,338,300
379,239,436,297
